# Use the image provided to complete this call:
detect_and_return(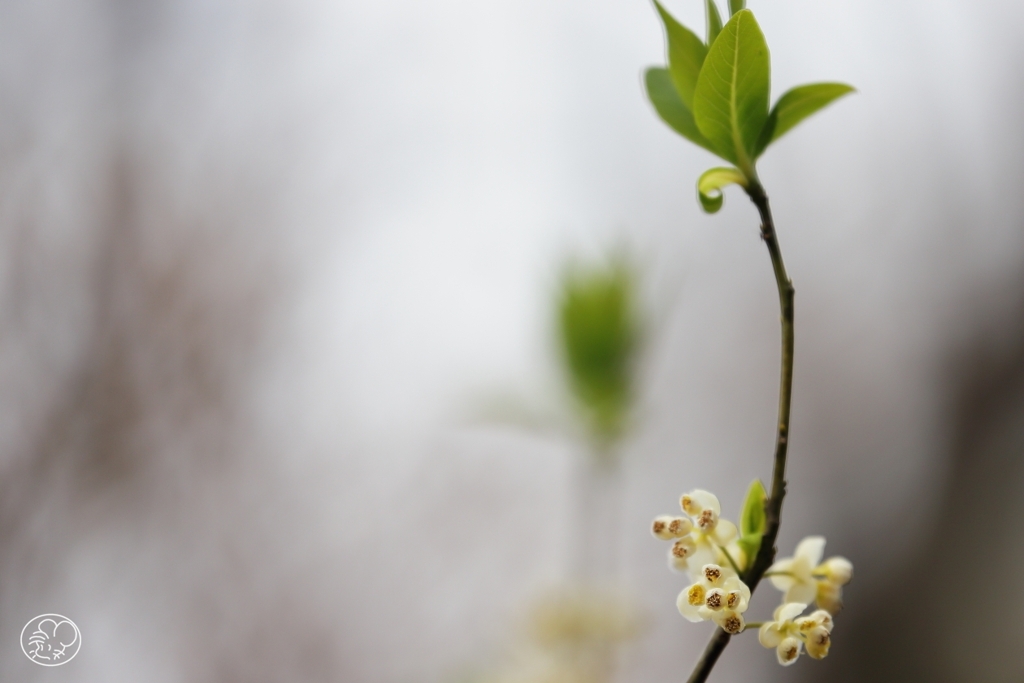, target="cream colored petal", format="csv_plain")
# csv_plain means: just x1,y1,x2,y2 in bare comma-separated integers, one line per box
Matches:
680,492,700,516
668,517,695,538
723,575,751,609
769,558,797,592
668,547,691,573
791,555,814,582
670,537,697,561
725,589,747,613
795,536,826,567
677,587,706,623
794,616,817,633
759,622,784,648
711,519,738,544
785,580,817,605
687,540,718,571
776,602,808,623
815,582,843,615
689,489,721,516
770,574,796,592
807,610,834,631
725,540,748,573
776,637,802,666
